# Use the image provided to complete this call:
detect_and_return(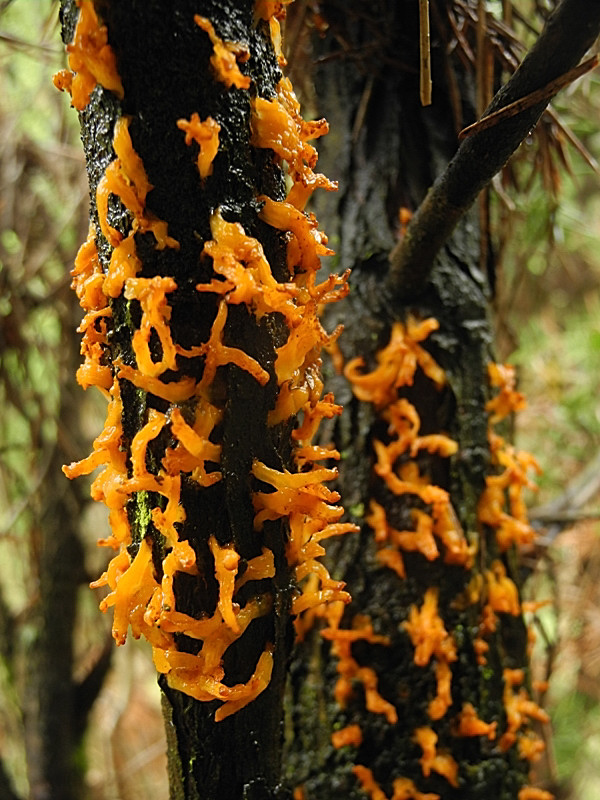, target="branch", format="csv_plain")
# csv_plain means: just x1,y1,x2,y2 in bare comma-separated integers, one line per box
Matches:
388,0,600,299
529,450,600,530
